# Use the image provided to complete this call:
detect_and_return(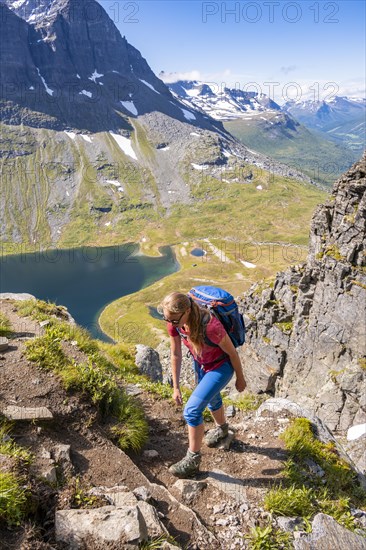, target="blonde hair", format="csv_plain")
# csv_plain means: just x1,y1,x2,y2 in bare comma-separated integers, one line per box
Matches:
158,292,208,357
